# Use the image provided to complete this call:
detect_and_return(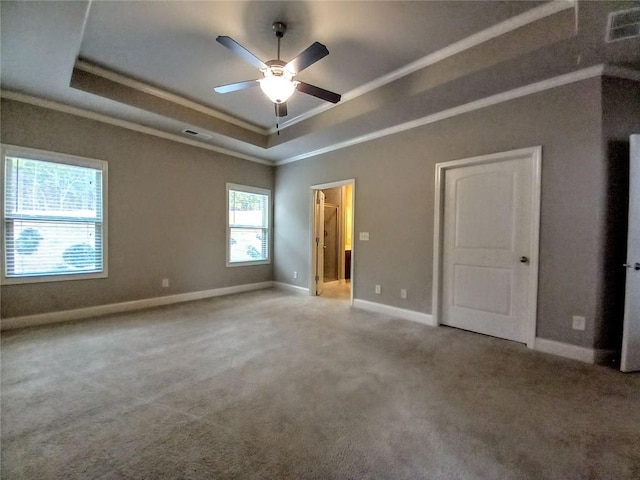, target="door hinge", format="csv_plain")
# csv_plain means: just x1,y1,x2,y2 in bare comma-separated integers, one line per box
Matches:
316,237,320,244
315,275,319,282
316,197,321,204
